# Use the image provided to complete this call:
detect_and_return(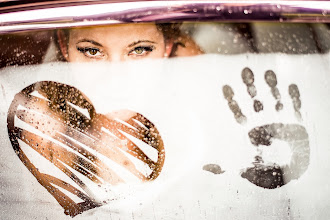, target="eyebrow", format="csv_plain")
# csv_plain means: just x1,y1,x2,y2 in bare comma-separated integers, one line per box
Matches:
128,40,157,47
76,39,103,47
